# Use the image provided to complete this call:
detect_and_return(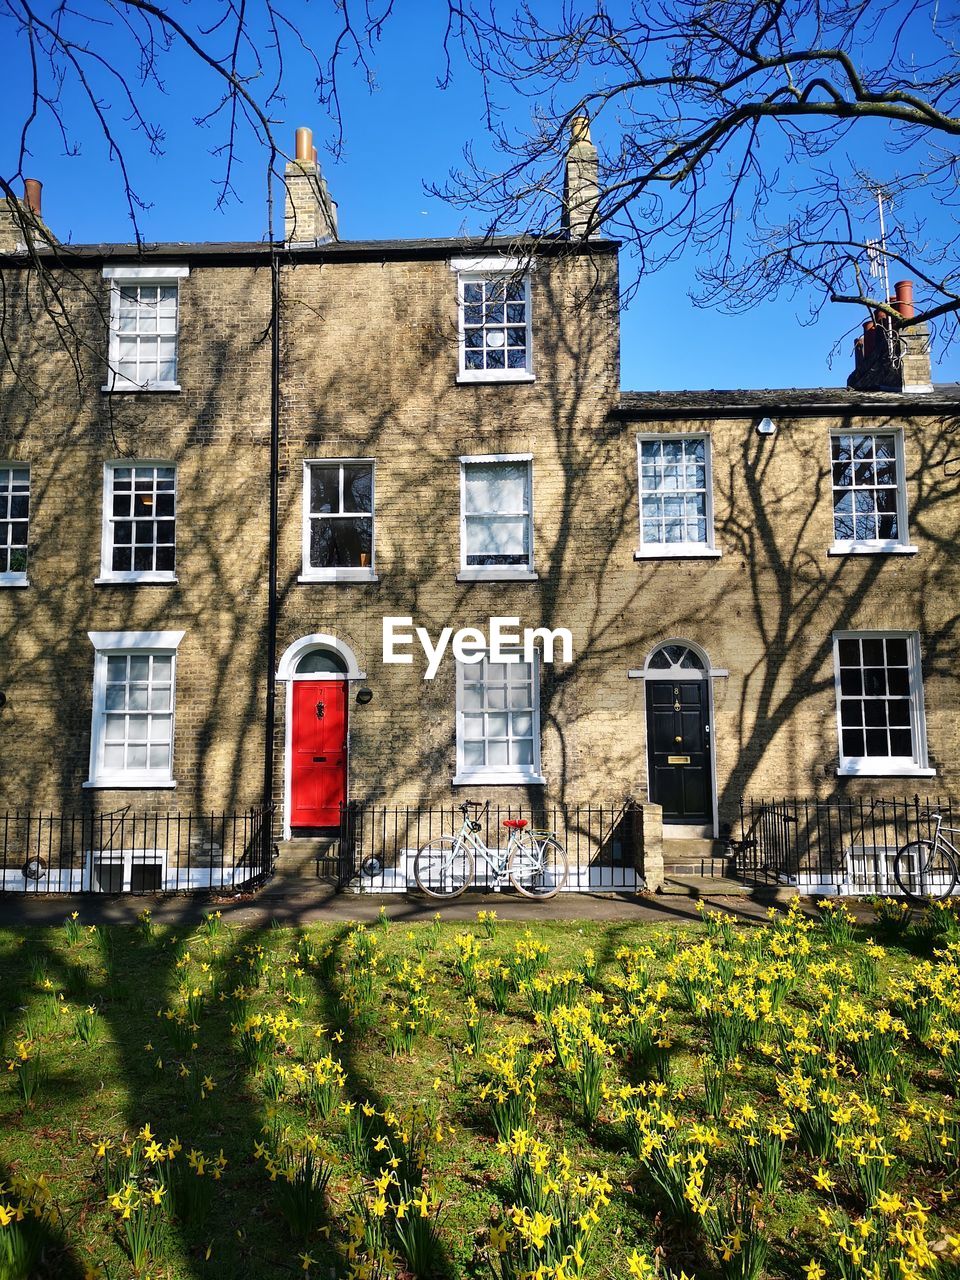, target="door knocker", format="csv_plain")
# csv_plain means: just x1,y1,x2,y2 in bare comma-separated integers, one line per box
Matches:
674,700,681,712
315,700,325,720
